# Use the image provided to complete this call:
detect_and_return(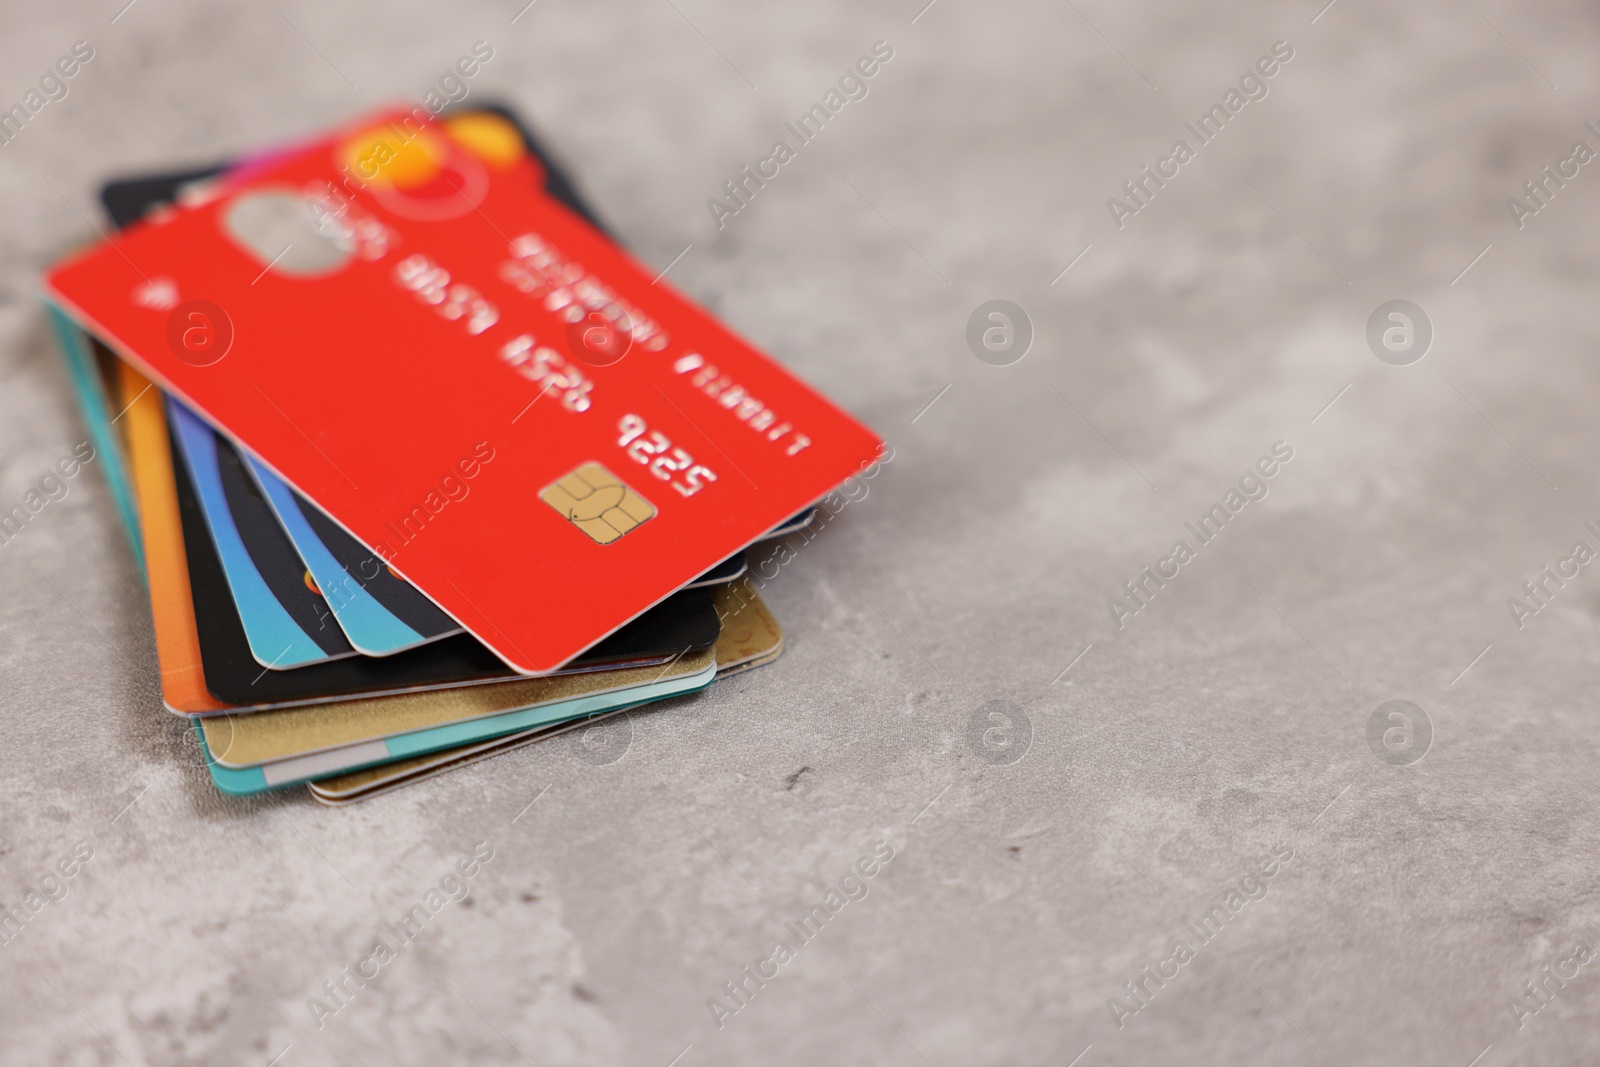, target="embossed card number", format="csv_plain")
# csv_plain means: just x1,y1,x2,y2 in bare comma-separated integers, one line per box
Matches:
394,253,499,335
617,414,716,497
